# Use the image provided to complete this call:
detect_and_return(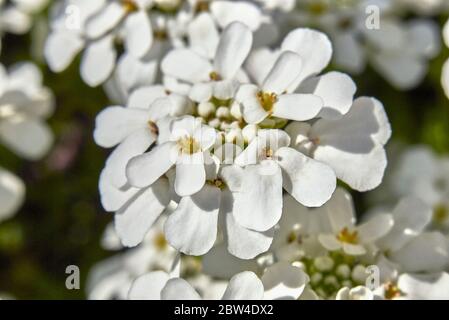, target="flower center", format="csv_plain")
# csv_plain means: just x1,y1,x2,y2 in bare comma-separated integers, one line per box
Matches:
154,0,183,13
209,72,222,81
307,2,329,15
207,178,226,189
257,91,277,113
262,147,274,159
337,227,359,244
383,282,403,300
433,204,448,225
122,0,138,13
177,136,201,154
153,232,168,250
